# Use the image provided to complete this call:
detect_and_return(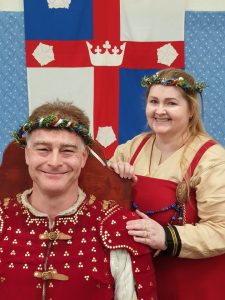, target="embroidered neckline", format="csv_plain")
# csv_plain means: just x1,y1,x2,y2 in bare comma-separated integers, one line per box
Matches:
21,188,86,217
20,188,89,226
